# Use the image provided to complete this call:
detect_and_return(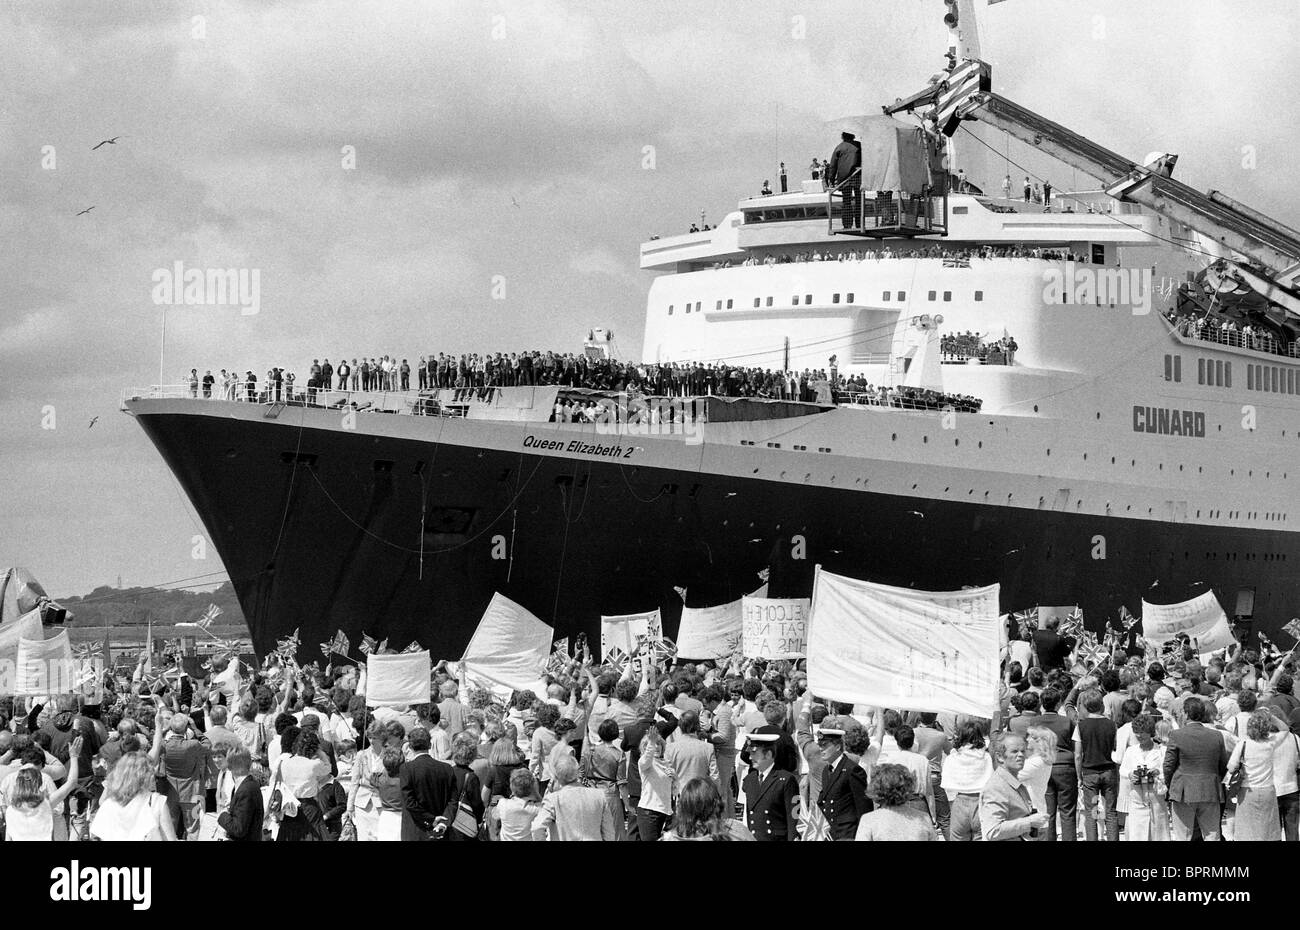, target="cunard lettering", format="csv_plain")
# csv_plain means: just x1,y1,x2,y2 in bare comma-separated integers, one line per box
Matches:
1131,406,1205,437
